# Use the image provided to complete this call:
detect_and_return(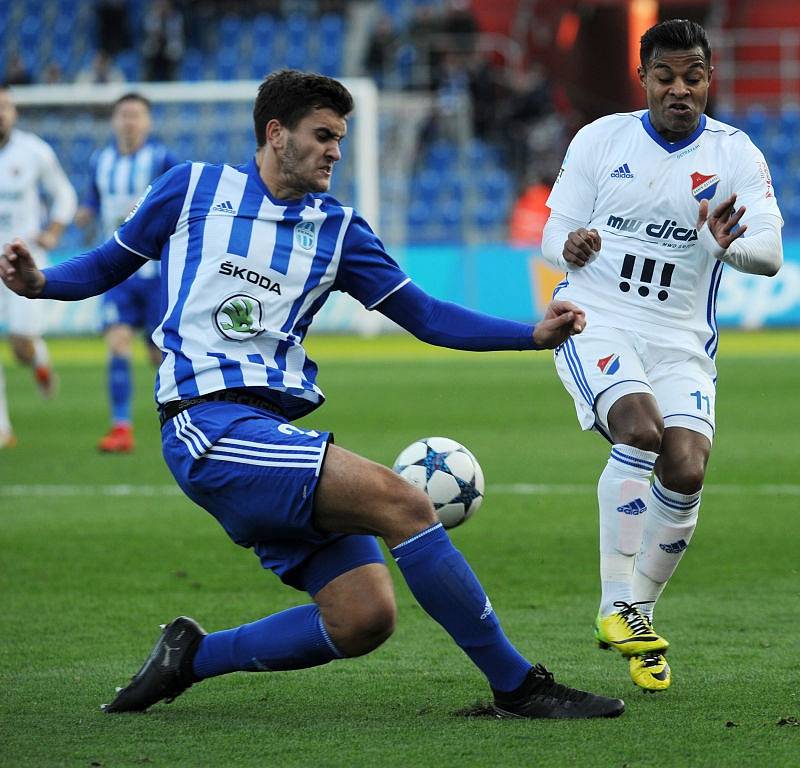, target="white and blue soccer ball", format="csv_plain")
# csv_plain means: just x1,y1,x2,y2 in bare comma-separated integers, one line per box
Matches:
392,437,485,529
